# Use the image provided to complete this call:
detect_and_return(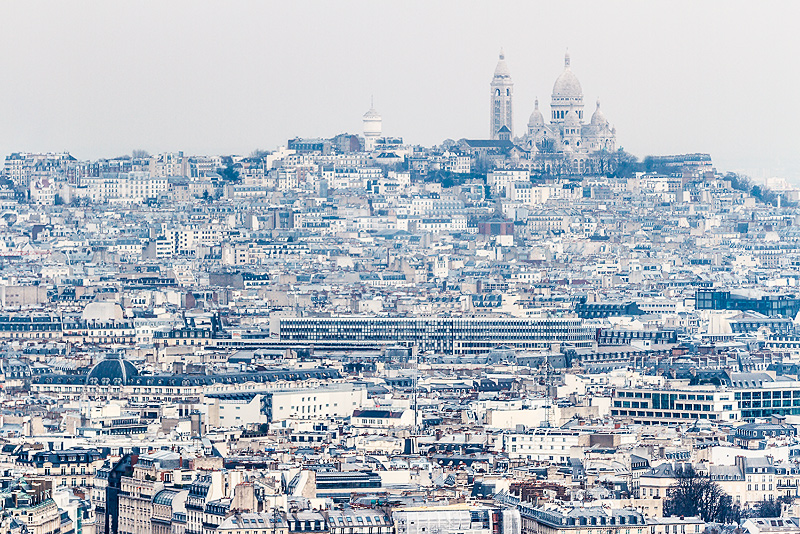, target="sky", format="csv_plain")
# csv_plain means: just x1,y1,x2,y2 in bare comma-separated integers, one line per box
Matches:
0,1,798,181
